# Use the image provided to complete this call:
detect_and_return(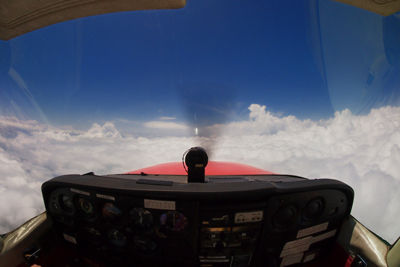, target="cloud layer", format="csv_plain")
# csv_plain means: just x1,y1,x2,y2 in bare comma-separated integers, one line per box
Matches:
0,104,399,243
